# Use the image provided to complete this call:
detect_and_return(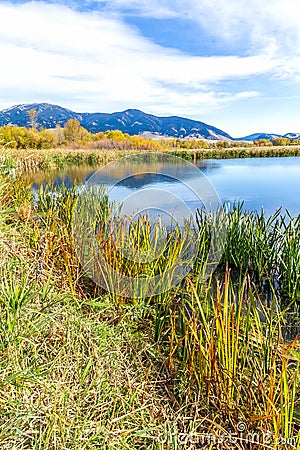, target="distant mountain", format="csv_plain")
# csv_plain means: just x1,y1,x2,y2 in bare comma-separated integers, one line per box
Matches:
237,132,300,142
0,103,233,140
284,132,300,140
0,103,81,129
236,133,282,142
1,103,299,142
